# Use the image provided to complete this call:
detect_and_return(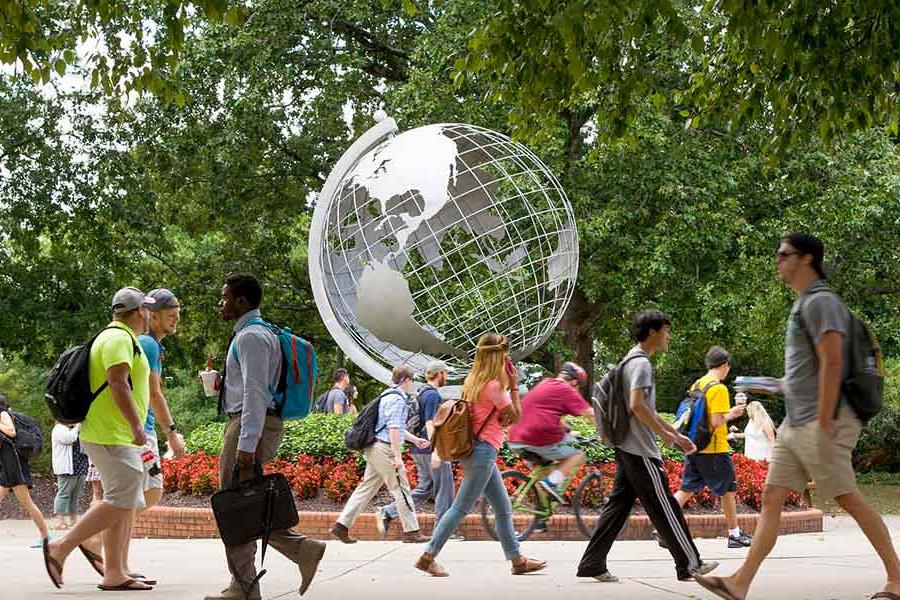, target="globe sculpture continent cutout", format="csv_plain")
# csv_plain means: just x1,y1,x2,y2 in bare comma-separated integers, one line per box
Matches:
309,119,578,384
